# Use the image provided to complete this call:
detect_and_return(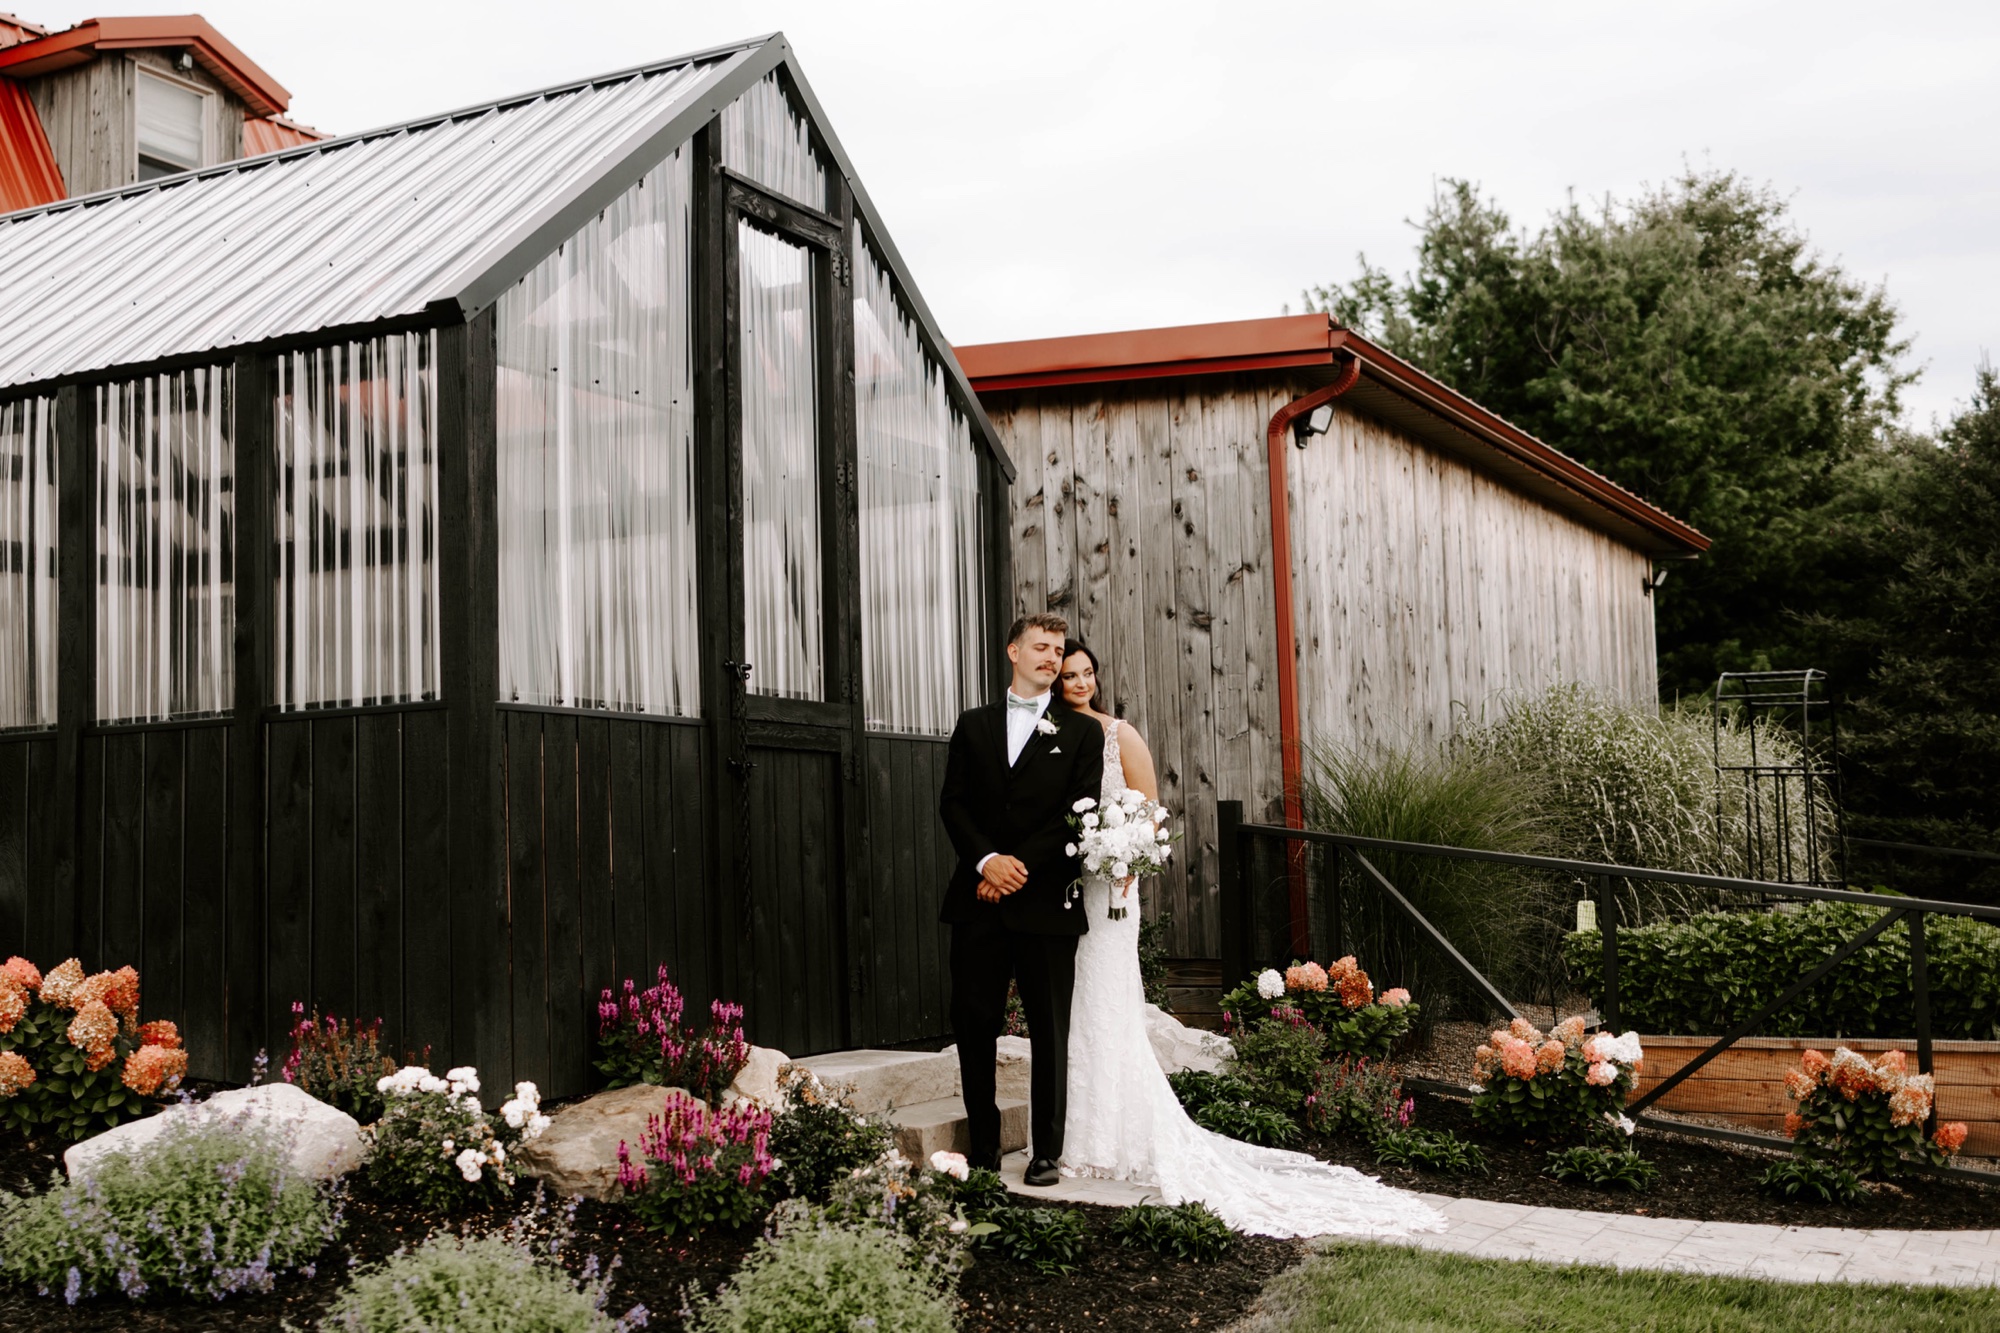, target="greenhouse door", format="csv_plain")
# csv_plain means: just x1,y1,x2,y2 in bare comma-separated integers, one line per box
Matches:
714,172,864,1056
